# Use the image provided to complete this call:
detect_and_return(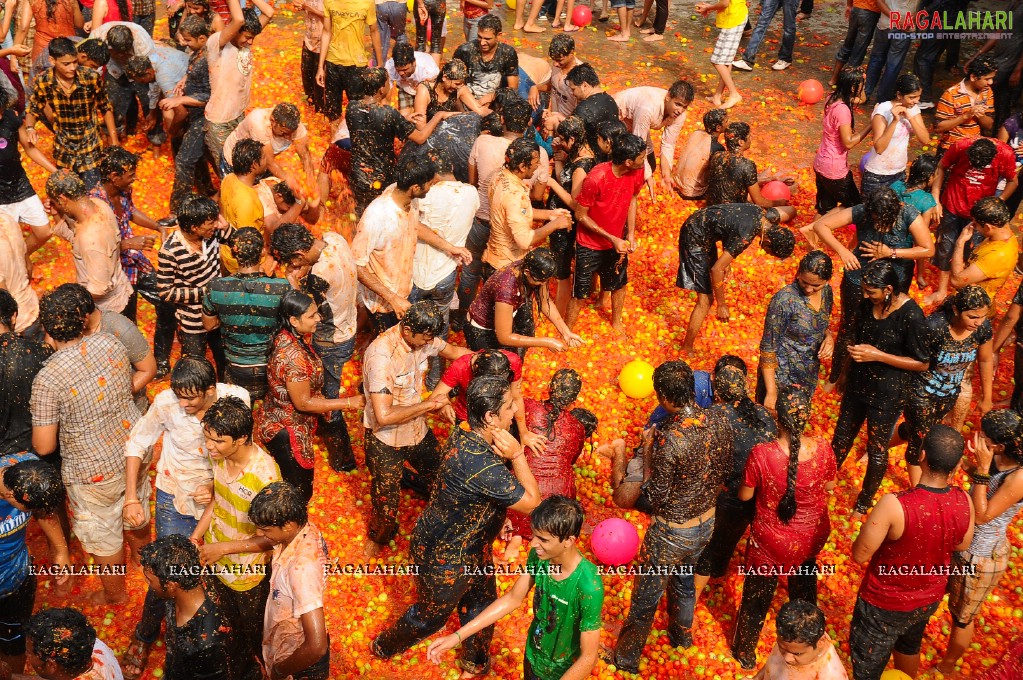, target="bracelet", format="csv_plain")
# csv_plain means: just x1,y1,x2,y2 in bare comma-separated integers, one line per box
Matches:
889,248,898,259
971,472,991,486
455,631,462,644
123,500,141,506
